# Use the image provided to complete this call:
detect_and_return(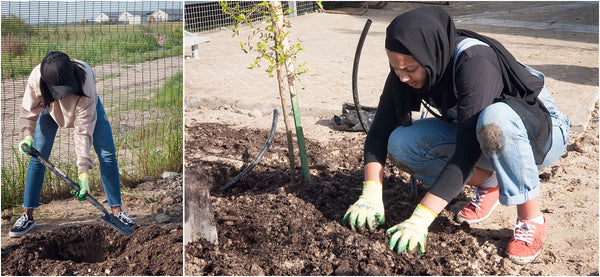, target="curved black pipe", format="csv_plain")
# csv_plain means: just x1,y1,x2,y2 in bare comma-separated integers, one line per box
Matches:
220,109,279,191
352,19,372,134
